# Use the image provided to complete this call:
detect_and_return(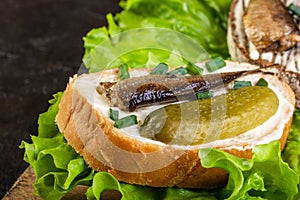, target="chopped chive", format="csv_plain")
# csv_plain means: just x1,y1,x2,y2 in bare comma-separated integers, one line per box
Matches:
288,3,300,17
186,62,203,75
233,81,252,90
166,67,188,75
119,64,130,80
114,115,138,128
196,91,214,100
150,63,169,75
256,78,268,87
205,57,226,72
109,108,119,121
